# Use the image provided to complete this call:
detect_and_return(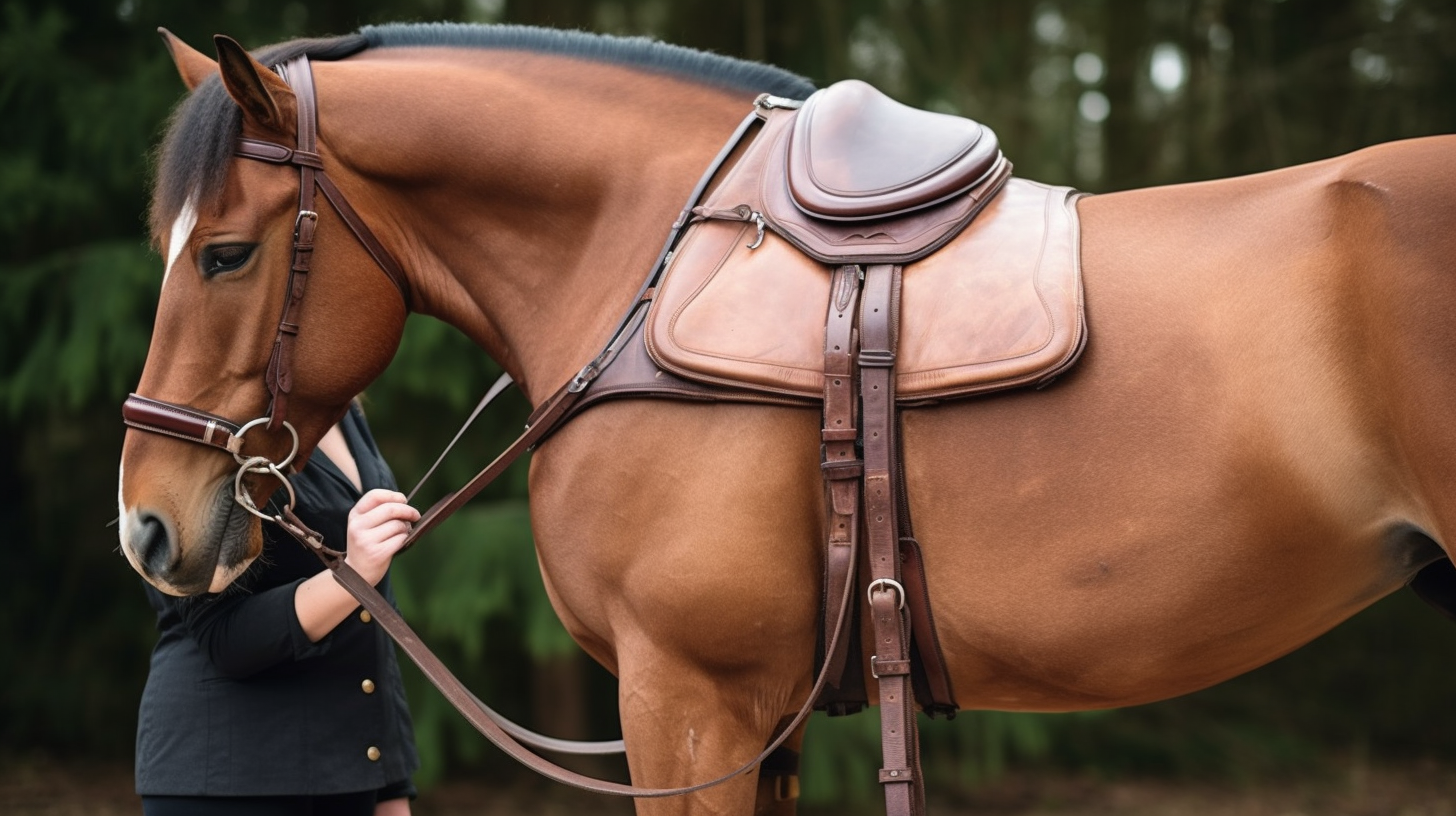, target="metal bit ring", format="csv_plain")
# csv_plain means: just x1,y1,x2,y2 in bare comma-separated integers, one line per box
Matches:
231,418,300,471
234,456,296,522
